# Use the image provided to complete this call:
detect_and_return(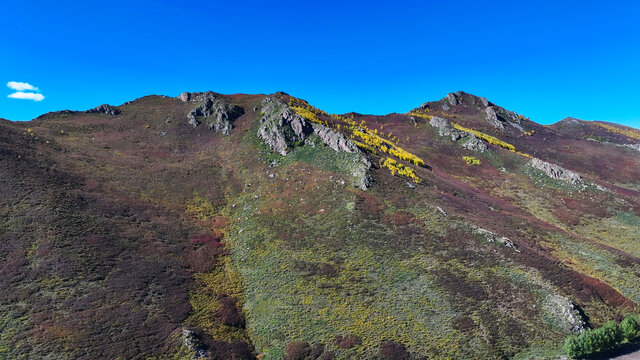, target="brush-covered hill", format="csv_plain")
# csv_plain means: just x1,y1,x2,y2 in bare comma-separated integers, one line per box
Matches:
1,90,640,359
